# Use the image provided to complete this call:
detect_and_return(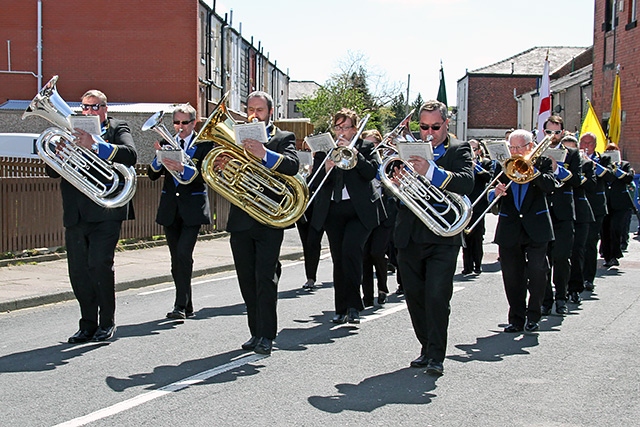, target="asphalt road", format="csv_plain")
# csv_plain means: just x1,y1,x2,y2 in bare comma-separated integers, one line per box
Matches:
1,227,640,426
